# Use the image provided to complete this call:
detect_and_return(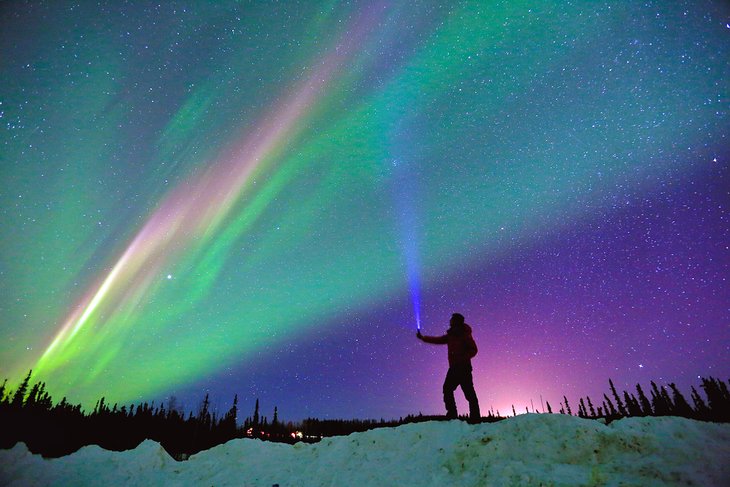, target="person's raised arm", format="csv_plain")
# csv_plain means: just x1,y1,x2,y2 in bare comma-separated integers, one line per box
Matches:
417,331,448,344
